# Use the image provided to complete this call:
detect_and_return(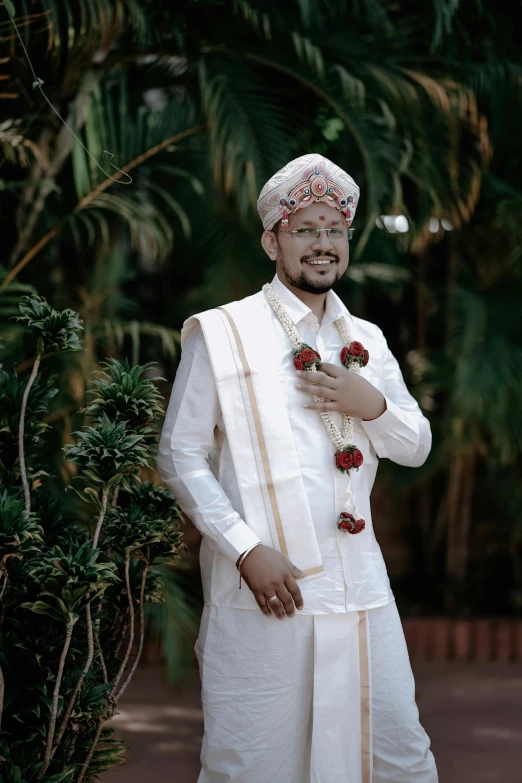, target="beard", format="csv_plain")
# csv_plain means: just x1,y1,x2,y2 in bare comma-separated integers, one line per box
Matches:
277,248,342,294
